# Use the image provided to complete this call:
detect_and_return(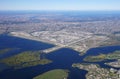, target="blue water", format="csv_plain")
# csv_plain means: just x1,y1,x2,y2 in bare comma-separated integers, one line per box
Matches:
0,35,55,59
0,35,120,79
